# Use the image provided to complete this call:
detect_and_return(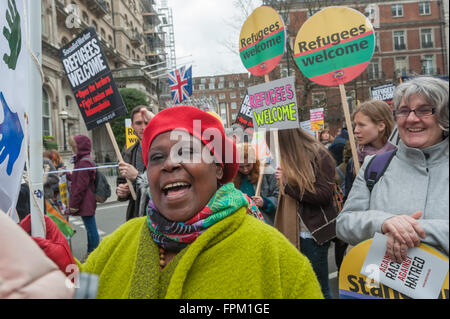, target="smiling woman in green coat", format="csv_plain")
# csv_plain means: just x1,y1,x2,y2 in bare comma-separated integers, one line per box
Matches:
76,106,323,299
